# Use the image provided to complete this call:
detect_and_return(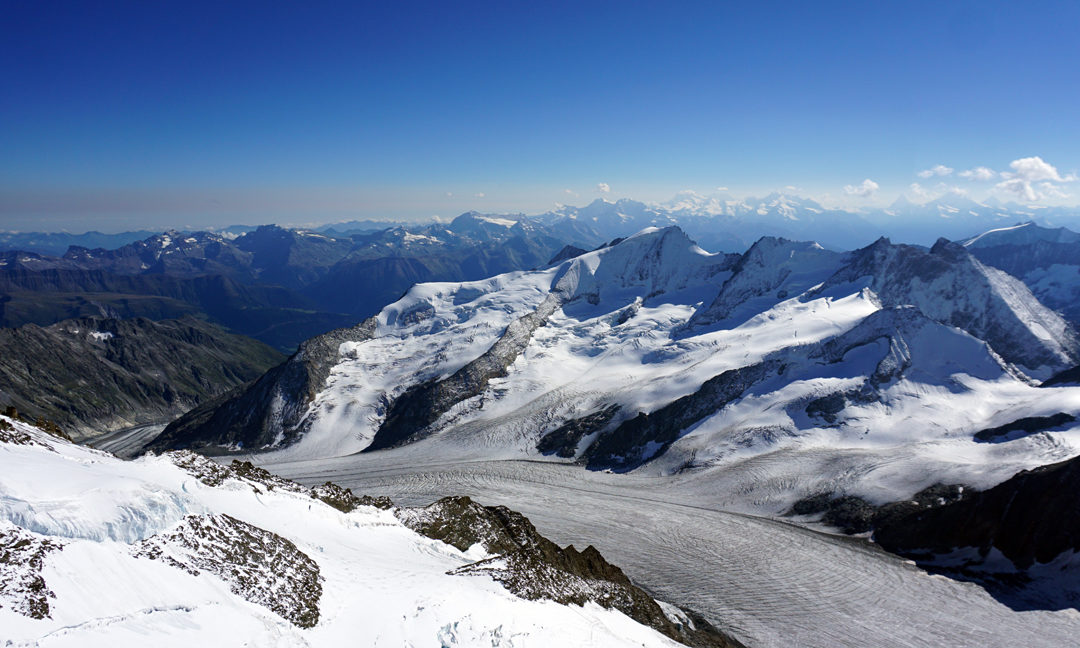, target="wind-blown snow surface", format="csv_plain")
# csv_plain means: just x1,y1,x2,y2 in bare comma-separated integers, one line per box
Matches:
0,419,681,647
246,227,1080,515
